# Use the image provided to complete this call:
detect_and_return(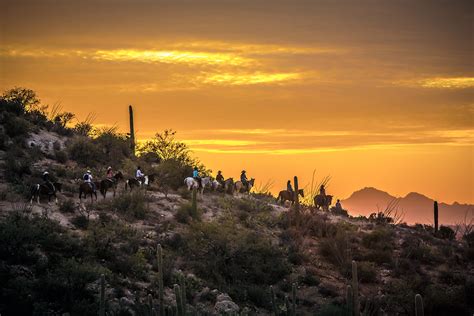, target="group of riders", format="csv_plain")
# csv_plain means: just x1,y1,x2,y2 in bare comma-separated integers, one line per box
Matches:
37,166,342,210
